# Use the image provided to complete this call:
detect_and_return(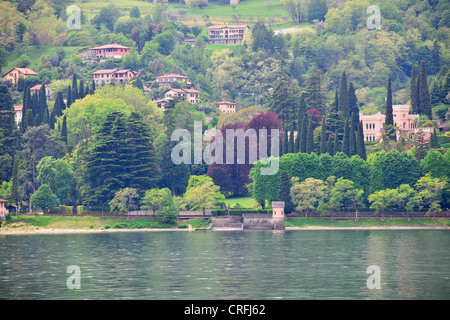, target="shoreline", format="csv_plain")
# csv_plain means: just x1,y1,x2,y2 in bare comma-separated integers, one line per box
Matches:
0,225,448,235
